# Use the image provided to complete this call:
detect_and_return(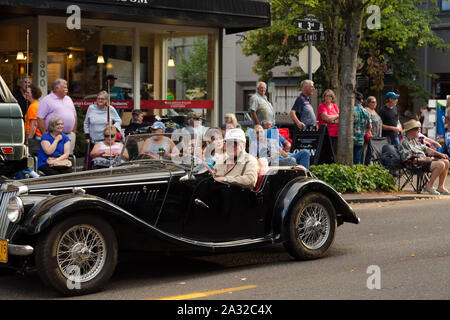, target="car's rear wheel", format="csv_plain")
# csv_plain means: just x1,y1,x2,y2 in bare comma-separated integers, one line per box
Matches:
35,214,118,296
284,192,337,260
